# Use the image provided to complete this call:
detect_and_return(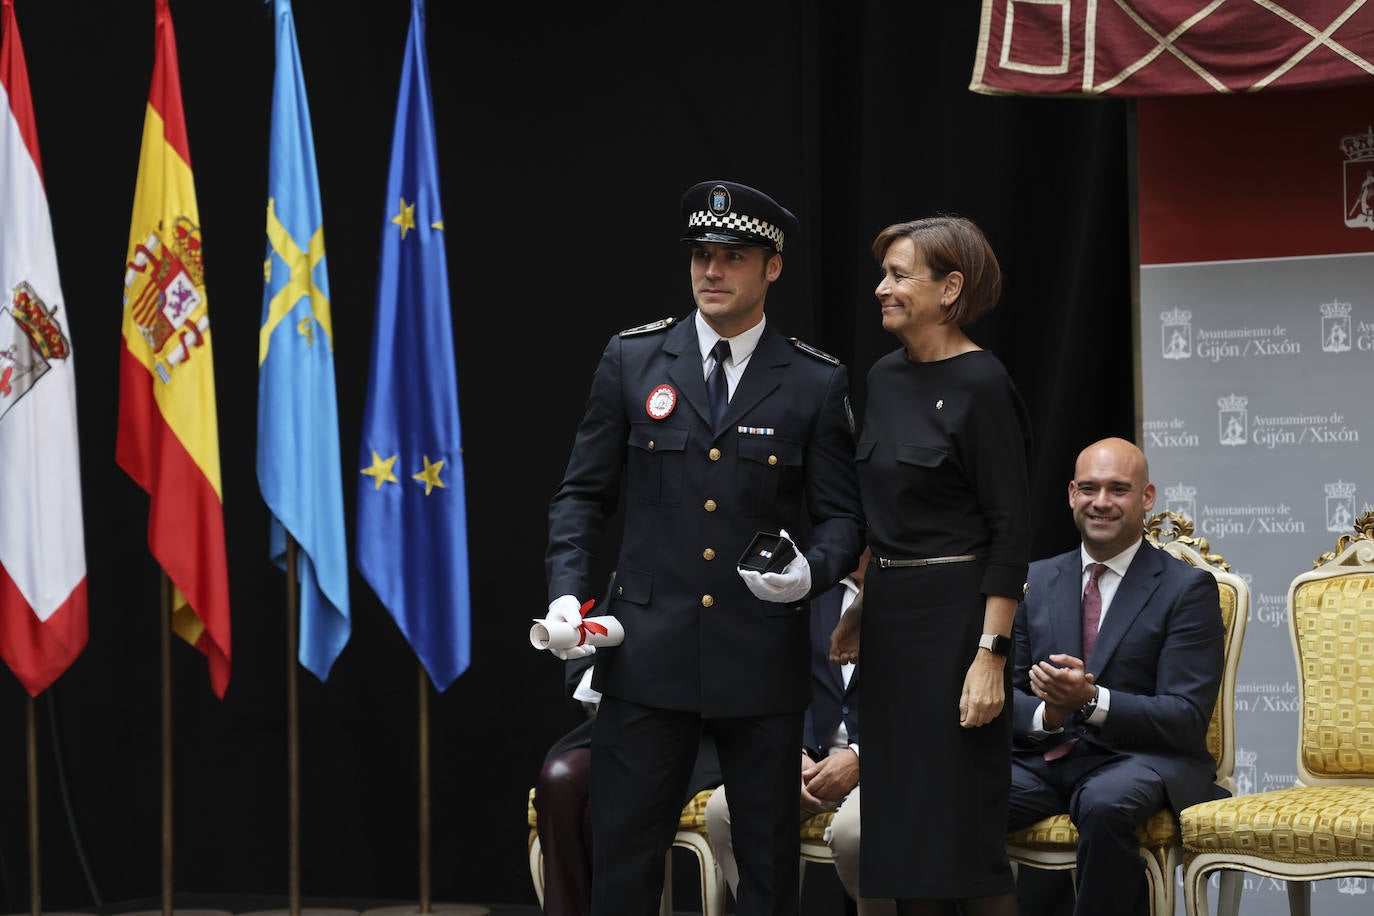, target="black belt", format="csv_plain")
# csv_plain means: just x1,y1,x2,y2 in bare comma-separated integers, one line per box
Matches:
875,553,977,568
